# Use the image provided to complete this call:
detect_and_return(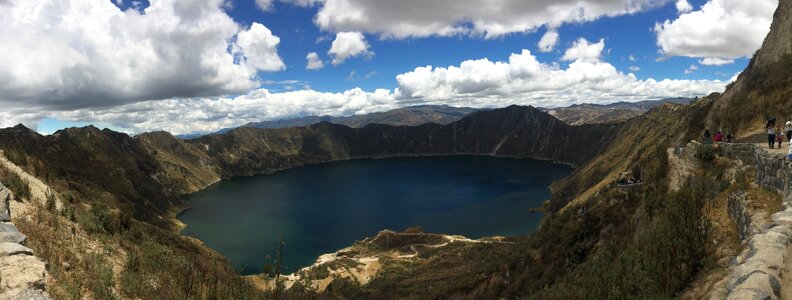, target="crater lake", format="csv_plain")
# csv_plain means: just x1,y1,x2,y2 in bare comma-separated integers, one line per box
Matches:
178,156,572,274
